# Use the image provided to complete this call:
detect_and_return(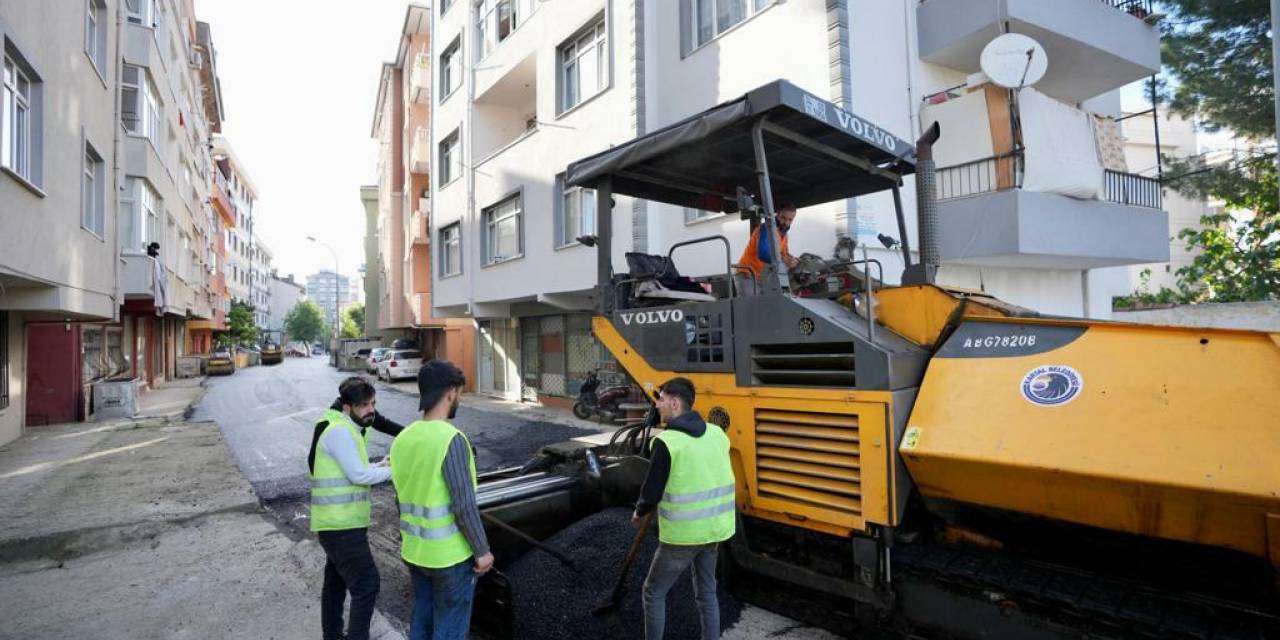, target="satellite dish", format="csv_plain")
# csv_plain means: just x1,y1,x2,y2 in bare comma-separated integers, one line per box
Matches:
980,33,1048,89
